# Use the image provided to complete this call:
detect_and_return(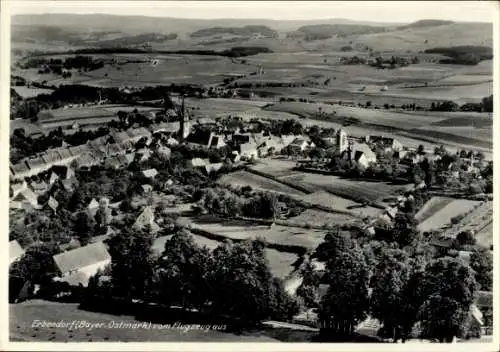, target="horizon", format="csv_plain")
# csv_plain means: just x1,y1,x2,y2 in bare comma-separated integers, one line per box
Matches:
8,1,497,24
